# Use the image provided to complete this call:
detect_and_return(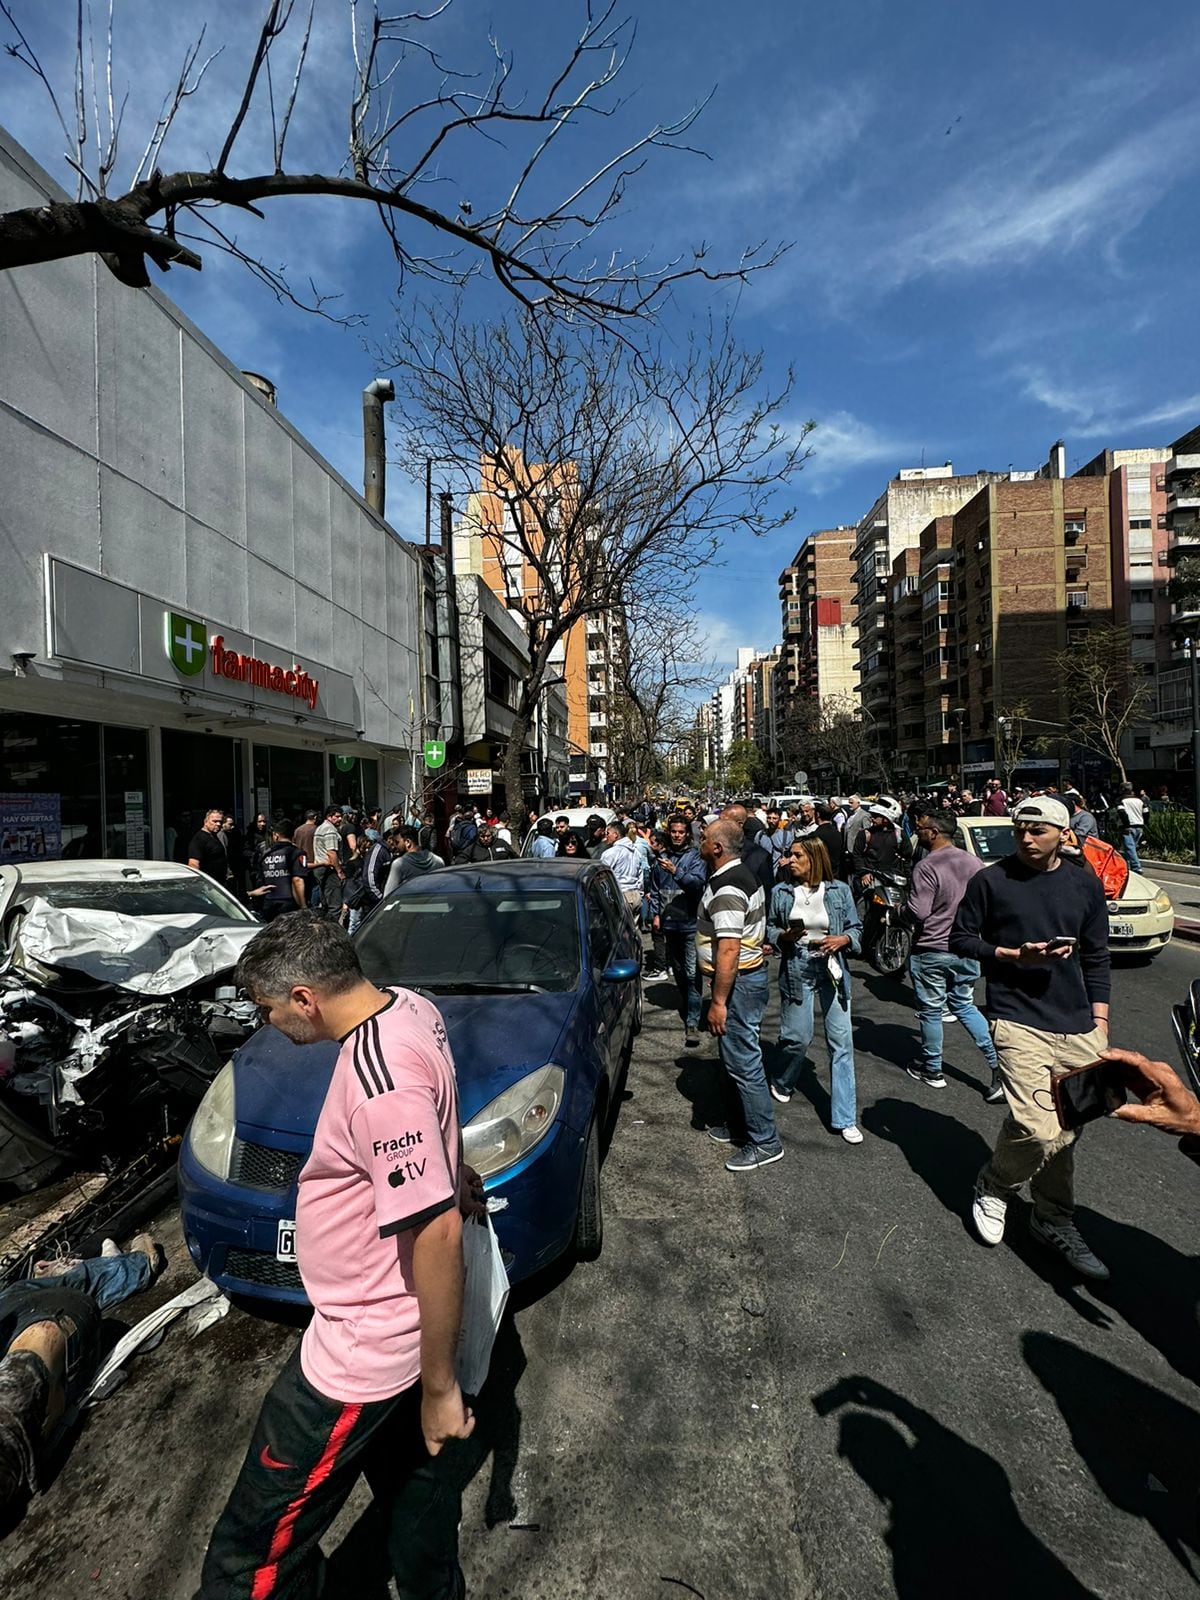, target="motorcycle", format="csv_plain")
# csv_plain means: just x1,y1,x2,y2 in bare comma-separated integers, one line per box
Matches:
859,868,912,976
